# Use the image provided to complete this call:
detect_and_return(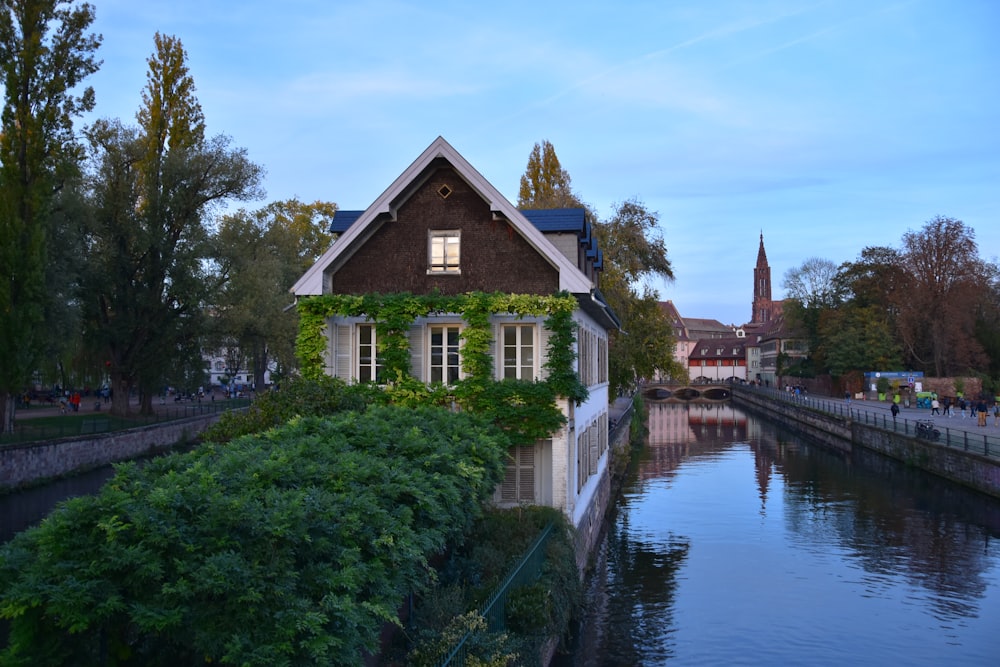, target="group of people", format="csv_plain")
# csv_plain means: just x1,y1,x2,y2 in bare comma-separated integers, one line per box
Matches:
929,395,999,427
59,391,82,414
